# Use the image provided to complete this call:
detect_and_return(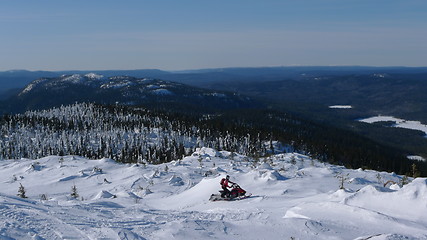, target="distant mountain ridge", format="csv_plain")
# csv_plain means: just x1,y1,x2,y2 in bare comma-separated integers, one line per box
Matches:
0,69,170,98
2,66,427,97
2,73,260,114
